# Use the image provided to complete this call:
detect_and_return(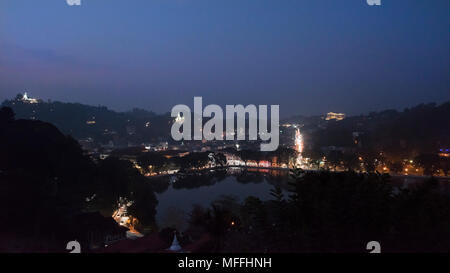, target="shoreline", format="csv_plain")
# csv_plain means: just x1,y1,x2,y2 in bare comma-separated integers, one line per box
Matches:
144,165,450,181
